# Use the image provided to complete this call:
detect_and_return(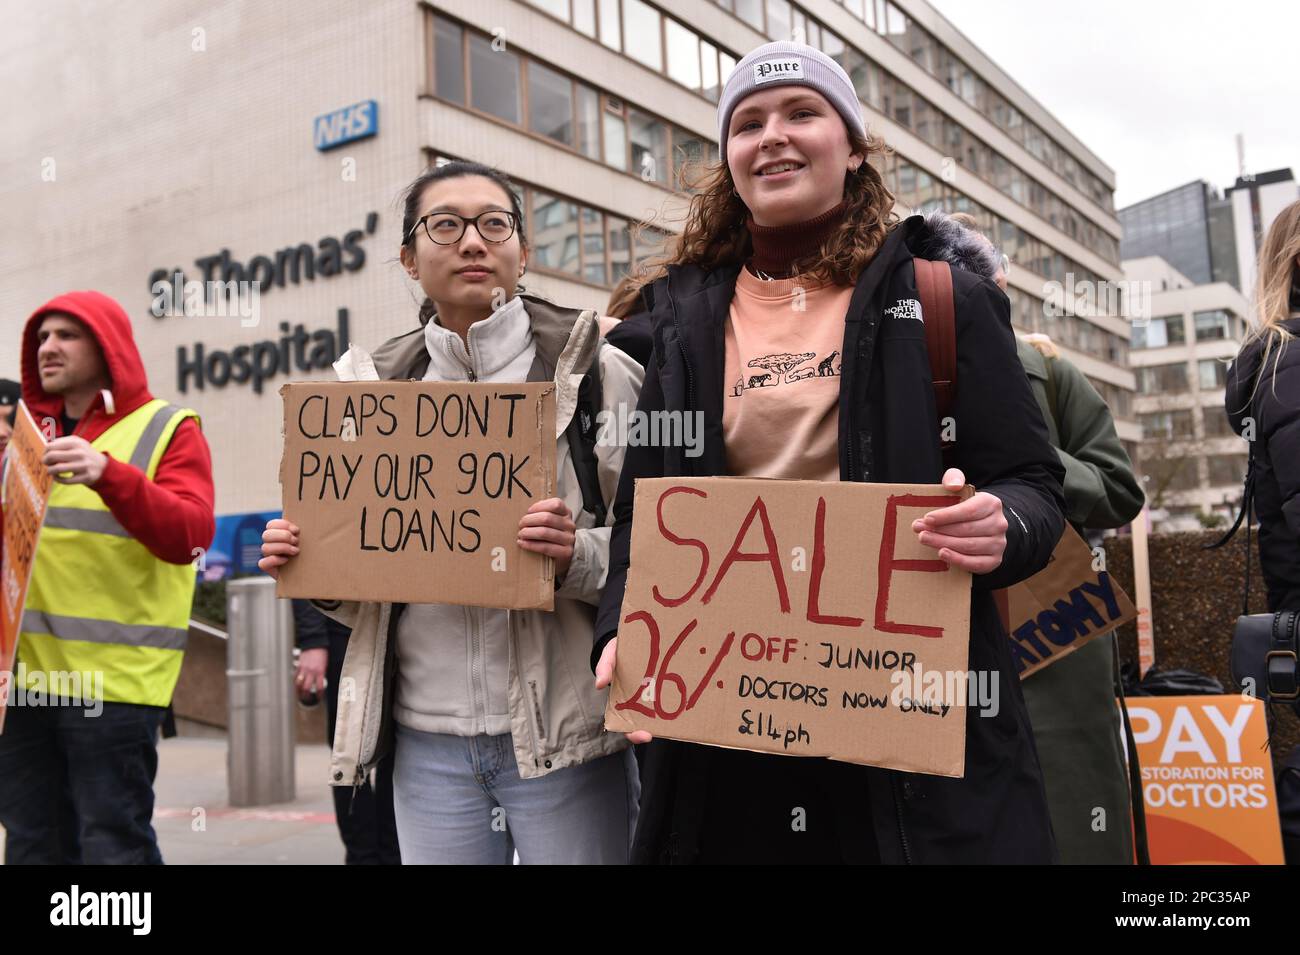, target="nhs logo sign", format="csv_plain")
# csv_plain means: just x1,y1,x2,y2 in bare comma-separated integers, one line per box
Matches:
313,100,378,151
